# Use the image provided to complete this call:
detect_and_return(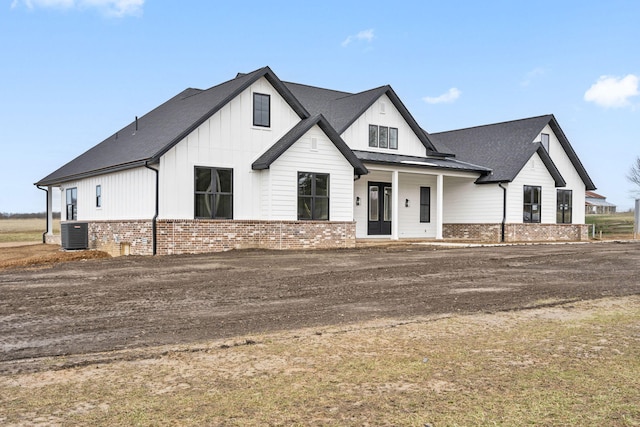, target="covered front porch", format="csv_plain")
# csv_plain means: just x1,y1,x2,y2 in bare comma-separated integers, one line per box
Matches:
353,161,487,241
